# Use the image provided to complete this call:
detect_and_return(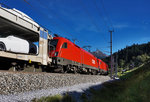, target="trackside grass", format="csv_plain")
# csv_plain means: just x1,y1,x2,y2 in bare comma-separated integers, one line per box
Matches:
32,94,75,102
83,60,150,102
117,63,144,77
